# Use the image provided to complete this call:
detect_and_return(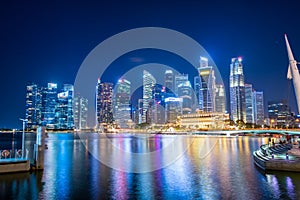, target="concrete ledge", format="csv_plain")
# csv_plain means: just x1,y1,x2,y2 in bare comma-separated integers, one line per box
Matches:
266,160,300,172
0,160,30,173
